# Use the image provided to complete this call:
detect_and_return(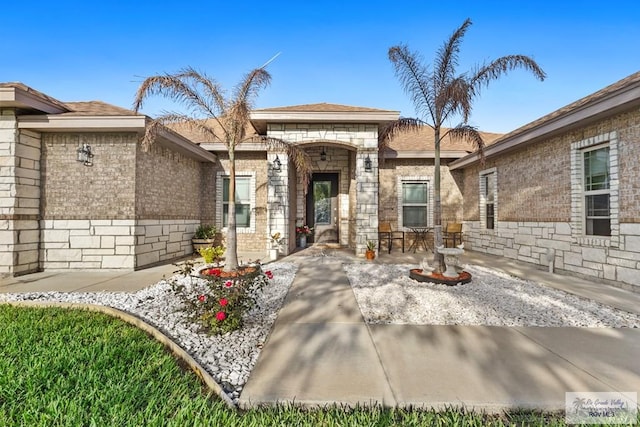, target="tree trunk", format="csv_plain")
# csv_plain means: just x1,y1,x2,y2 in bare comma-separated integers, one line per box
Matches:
225,147,239,271
431,126,444,273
